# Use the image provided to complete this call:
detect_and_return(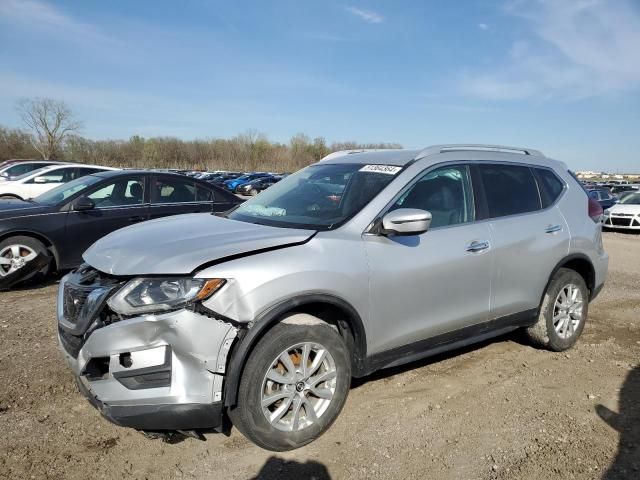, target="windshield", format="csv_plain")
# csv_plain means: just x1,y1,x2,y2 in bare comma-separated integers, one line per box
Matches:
619,192,640,205
229,163,401,229
33,175,103,205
